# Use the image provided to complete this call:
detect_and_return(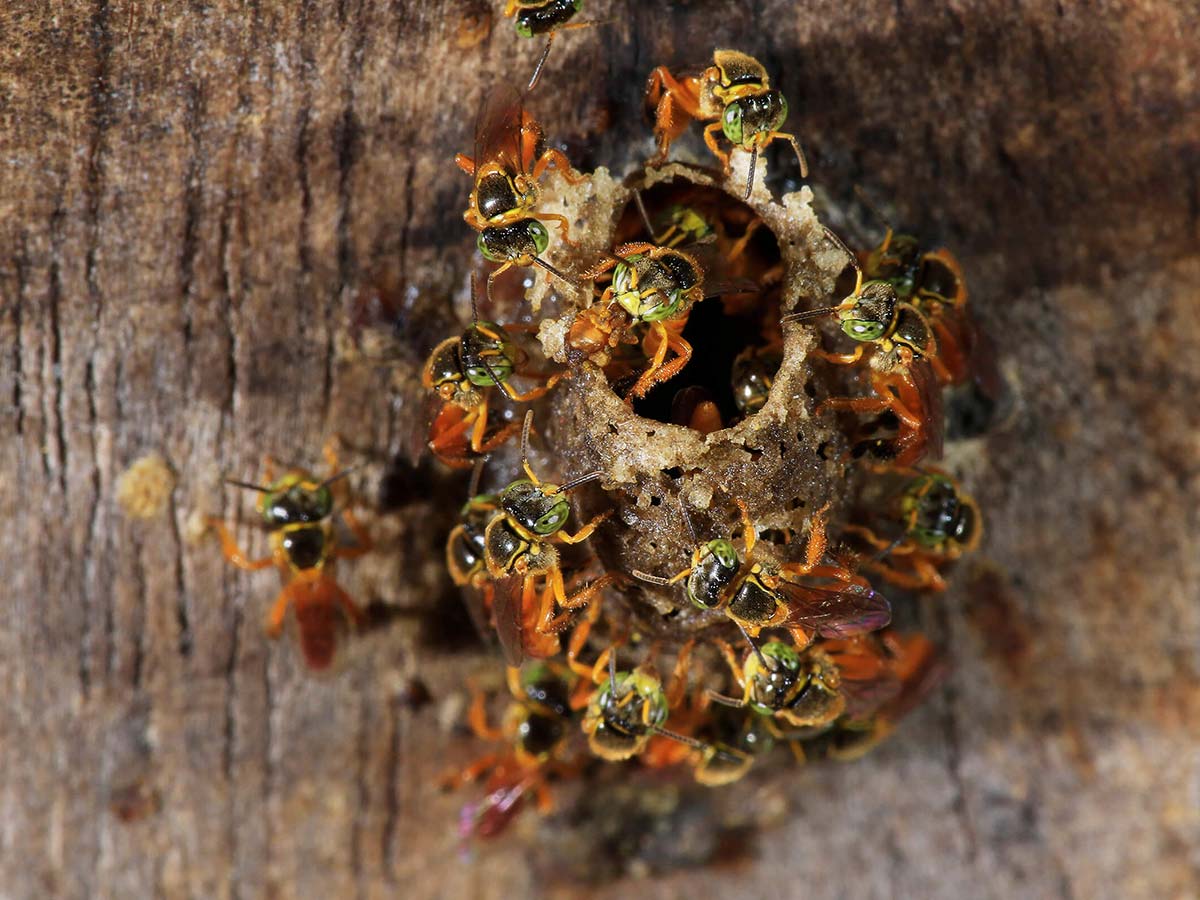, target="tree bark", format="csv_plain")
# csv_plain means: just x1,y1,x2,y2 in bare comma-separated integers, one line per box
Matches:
1,1,1198,898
